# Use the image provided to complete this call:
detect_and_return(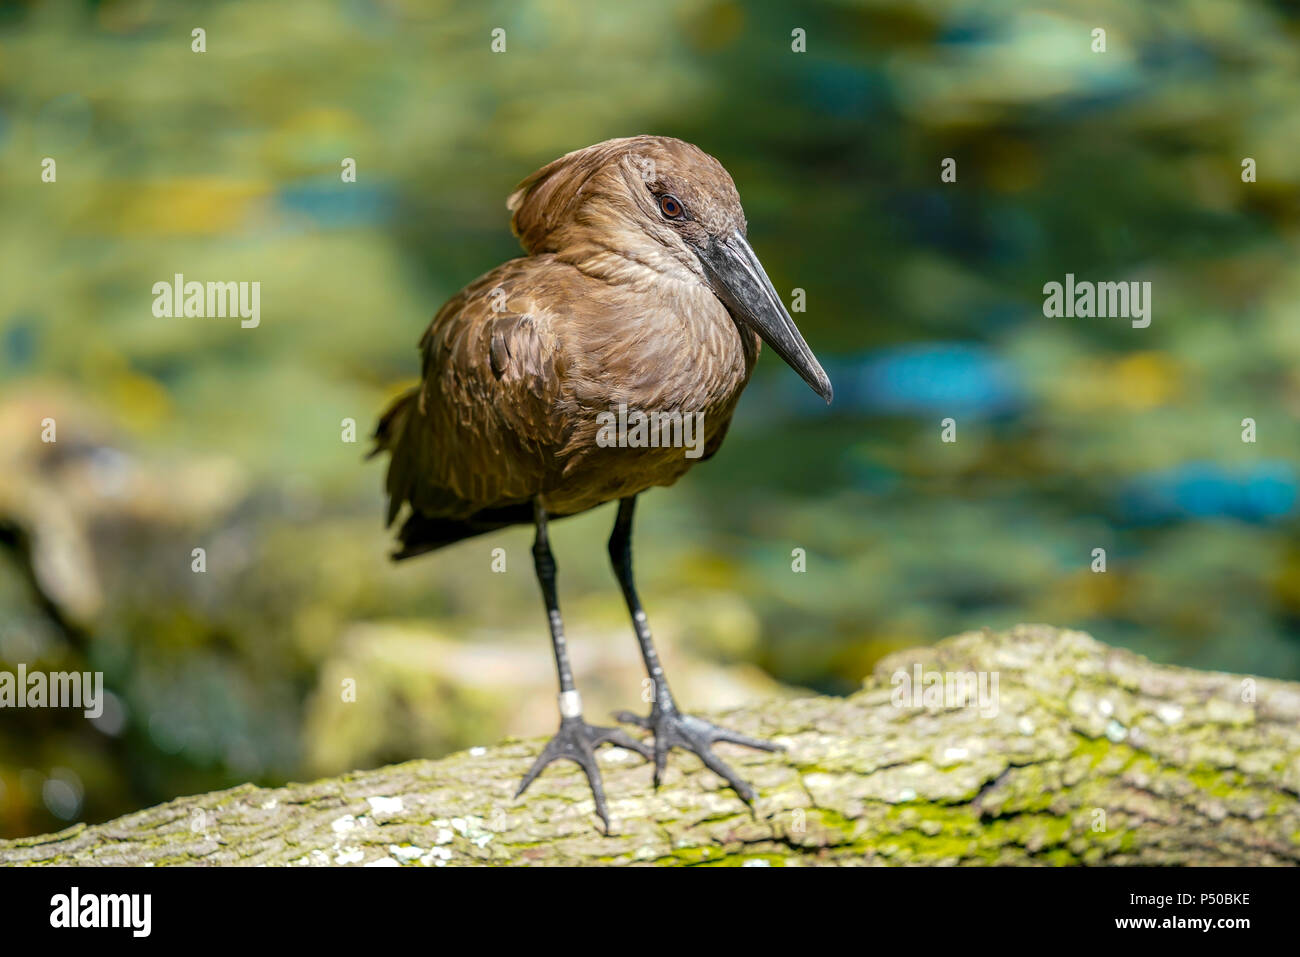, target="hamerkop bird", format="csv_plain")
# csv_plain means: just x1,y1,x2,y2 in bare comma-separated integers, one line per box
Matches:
373,135,831,830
